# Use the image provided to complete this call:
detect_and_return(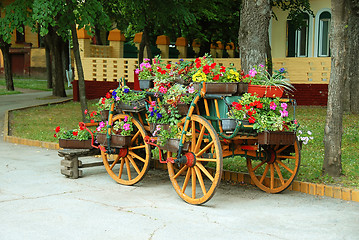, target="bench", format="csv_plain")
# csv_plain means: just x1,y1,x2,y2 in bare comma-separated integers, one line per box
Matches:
59,148,102,179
